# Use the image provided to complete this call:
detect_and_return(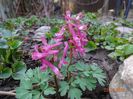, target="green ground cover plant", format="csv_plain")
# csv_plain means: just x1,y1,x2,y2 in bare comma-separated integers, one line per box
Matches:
84,12,133,61
0,29,26,79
